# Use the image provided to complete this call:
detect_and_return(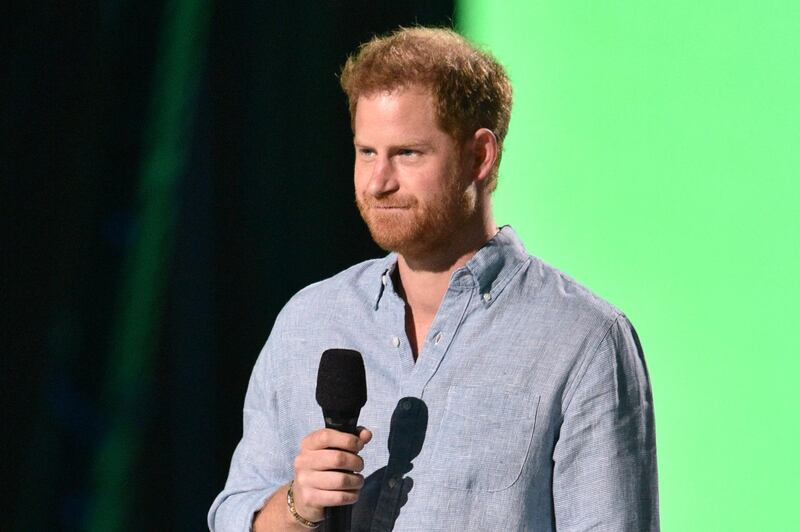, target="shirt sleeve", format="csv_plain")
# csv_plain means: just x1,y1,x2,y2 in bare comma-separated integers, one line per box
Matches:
552,315,659,531
207,321,292,531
